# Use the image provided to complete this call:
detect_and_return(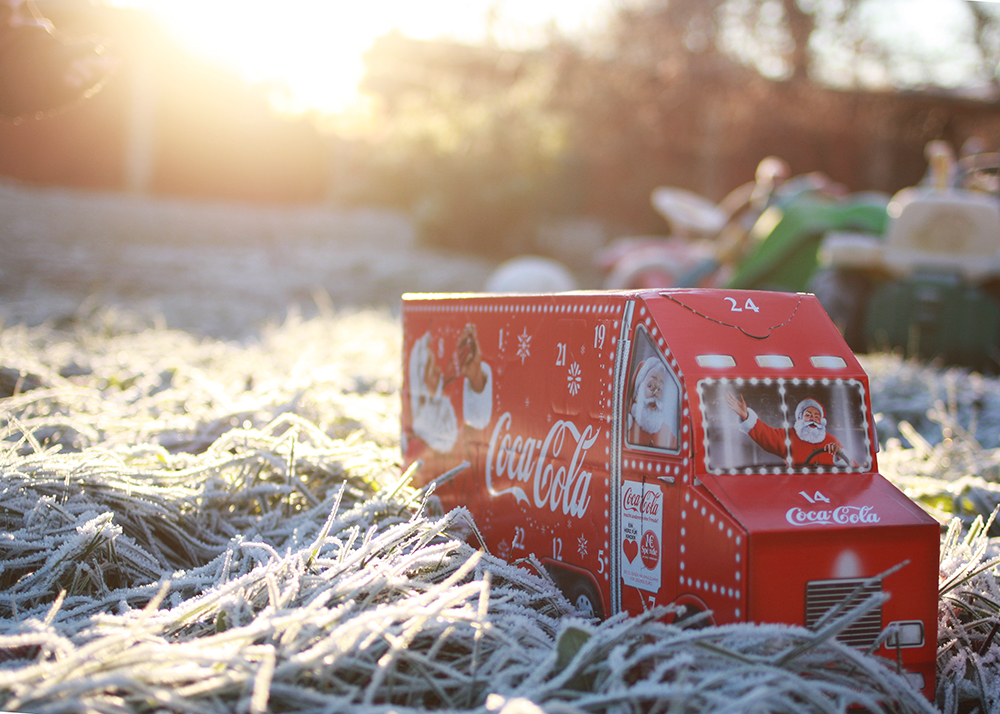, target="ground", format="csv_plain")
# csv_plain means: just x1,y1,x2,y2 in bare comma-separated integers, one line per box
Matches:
0,180,495,338
0,182,997,713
